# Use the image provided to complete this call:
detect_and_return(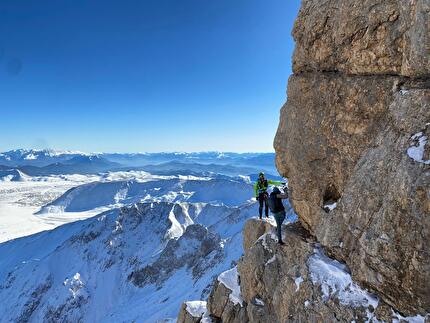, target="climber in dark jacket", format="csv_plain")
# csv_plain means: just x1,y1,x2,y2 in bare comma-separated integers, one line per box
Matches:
268,186,289,245
254,172,284,219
